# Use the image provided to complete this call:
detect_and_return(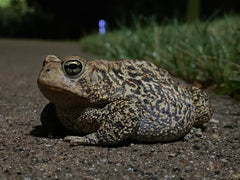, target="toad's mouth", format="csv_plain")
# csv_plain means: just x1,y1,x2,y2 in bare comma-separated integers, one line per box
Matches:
38,83,88,106
41,84,74,95
38,83,110,109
